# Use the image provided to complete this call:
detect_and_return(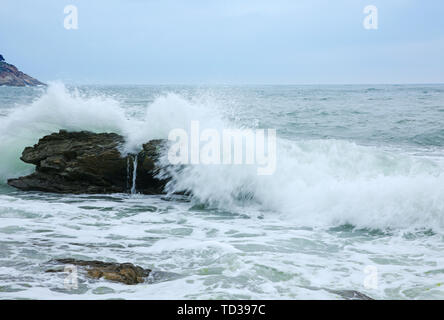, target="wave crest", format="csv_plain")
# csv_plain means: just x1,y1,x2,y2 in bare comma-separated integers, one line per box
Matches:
1,83,444,230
